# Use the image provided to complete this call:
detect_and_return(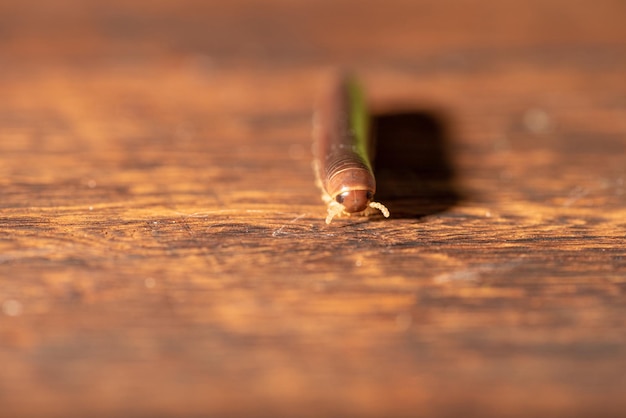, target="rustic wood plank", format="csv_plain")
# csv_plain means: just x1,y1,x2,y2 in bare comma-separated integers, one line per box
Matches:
1,0,626,417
